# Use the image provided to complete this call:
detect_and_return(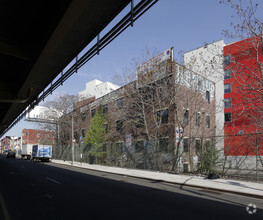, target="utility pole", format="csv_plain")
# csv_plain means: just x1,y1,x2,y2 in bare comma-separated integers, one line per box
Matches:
72,113,75,165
